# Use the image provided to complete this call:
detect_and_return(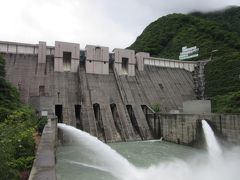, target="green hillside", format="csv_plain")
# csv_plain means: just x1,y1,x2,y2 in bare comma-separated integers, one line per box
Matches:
129,7,240,113
191,6,240,36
